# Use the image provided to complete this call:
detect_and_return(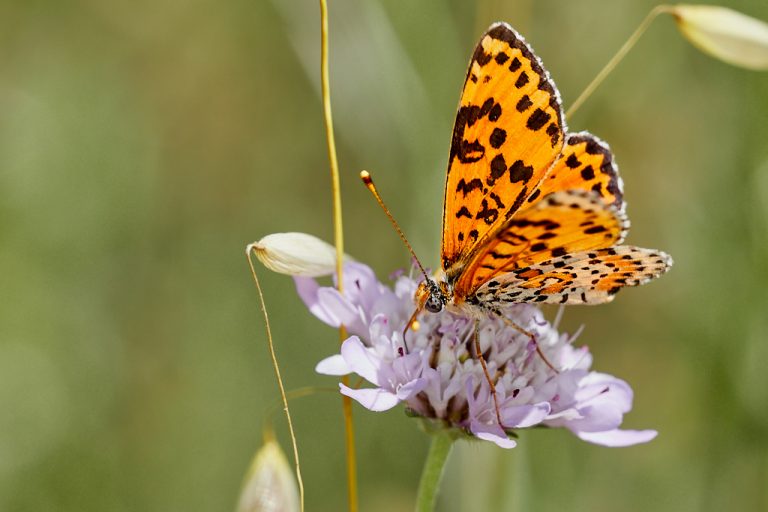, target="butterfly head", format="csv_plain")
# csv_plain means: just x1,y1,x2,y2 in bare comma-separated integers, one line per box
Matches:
416,279,448,314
